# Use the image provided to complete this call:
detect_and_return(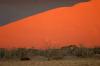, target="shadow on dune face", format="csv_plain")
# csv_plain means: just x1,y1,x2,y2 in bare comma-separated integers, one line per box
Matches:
0,0,90,26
